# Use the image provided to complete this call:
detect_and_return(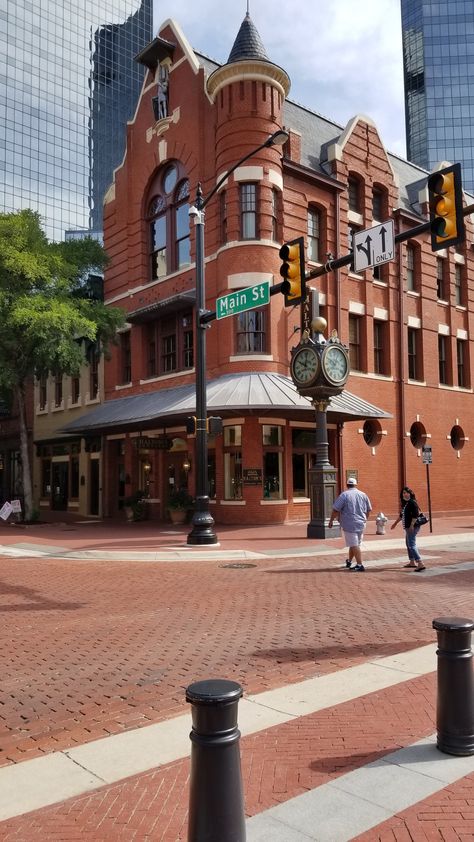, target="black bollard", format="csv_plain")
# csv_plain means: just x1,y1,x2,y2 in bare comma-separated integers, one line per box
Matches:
432,616,474,756
186,679,245,842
